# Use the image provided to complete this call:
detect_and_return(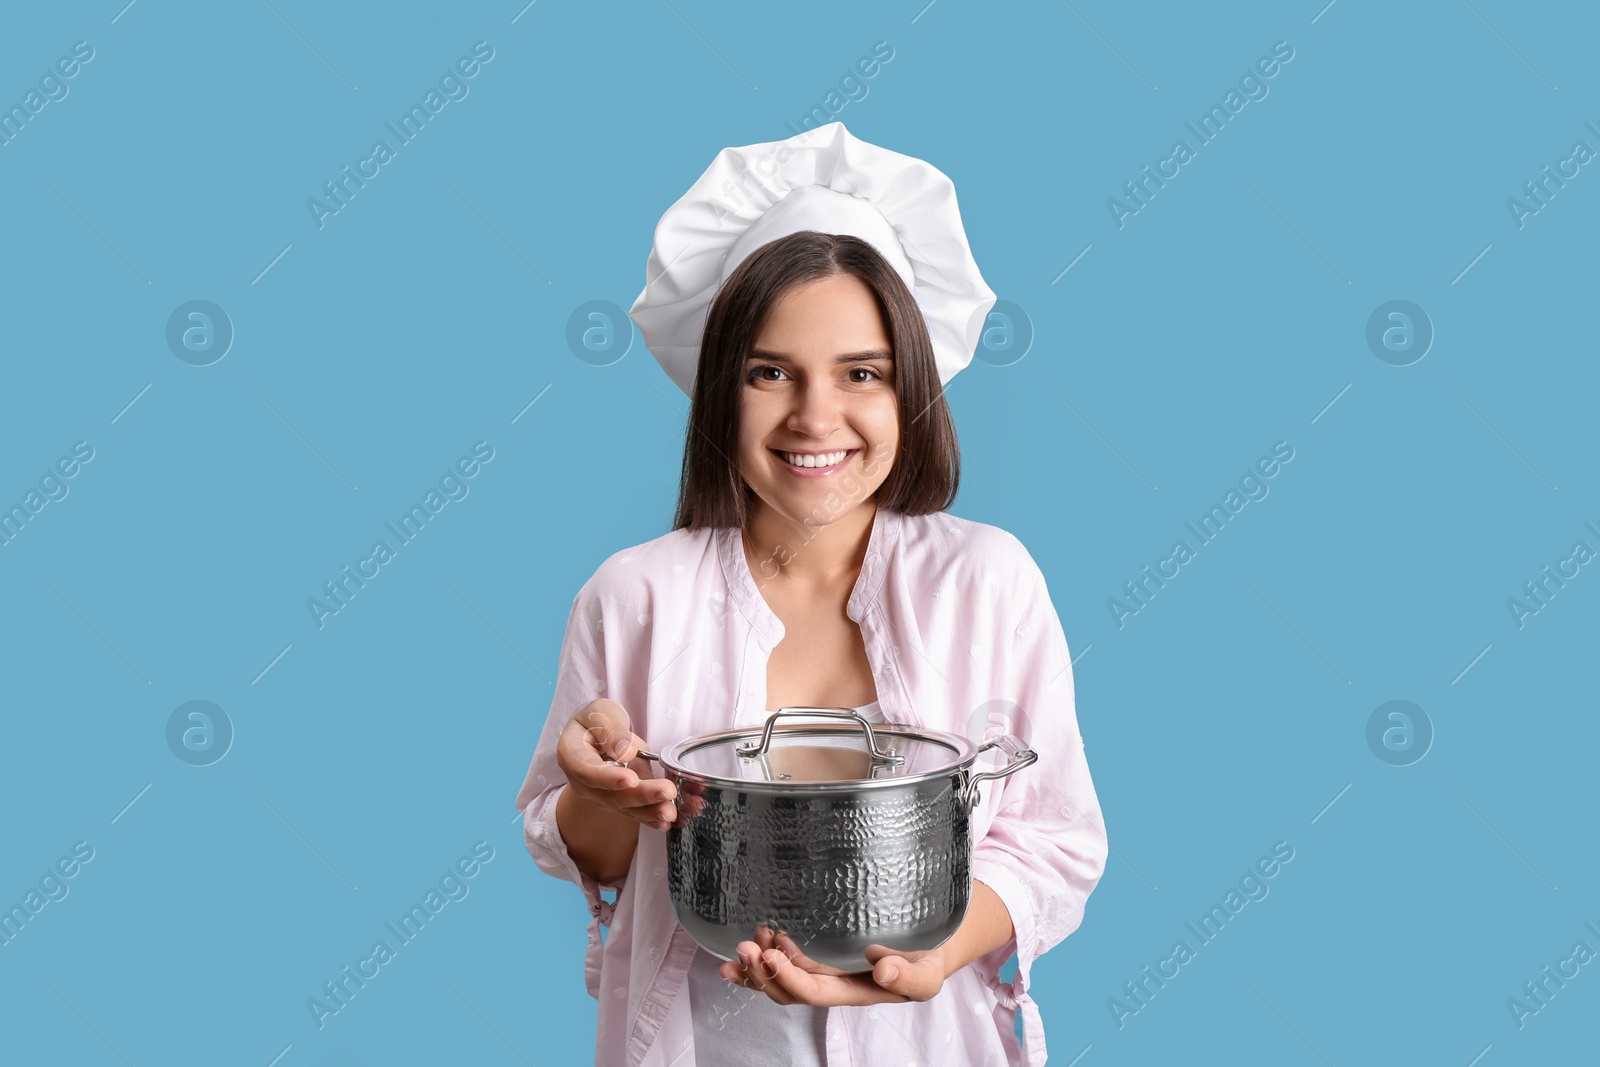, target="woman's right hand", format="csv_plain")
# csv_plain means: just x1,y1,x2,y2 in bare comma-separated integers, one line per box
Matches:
556,699,678,833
